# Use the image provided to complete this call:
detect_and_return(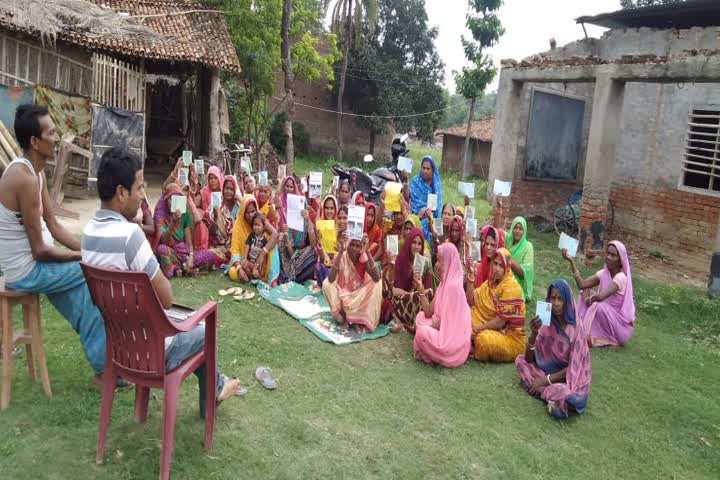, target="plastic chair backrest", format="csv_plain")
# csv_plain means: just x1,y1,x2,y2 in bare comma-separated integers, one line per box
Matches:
81,263,176,378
